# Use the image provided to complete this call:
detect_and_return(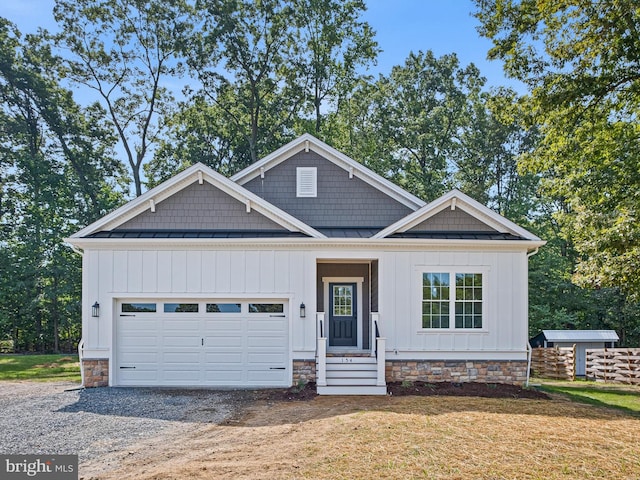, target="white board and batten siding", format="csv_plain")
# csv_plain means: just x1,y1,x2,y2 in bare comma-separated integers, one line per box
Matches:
82,245,531,386
379,249,529,361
